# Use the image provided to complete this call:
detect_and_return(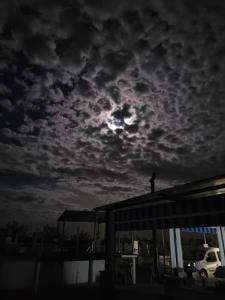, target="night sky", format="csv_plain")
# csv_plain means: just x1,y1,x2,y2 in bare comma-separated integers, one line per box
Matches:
1,0,225,228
